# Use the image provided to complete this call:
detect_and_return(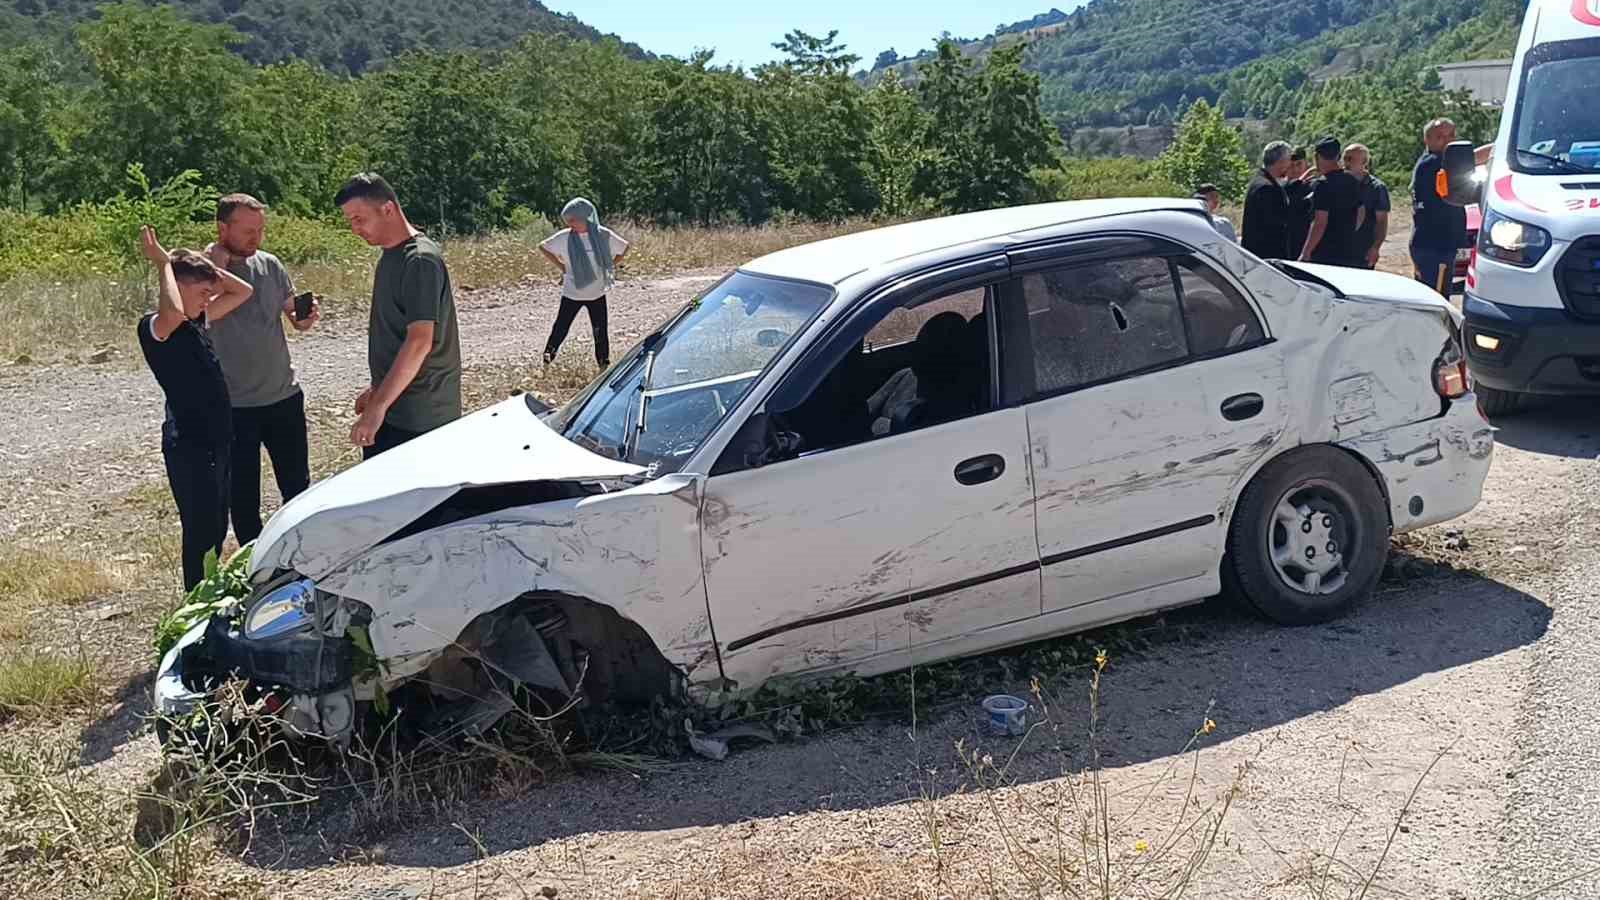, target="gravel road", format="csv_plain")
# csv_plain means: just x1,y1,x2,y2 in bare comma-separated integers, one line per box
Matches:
5,250,1600,897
